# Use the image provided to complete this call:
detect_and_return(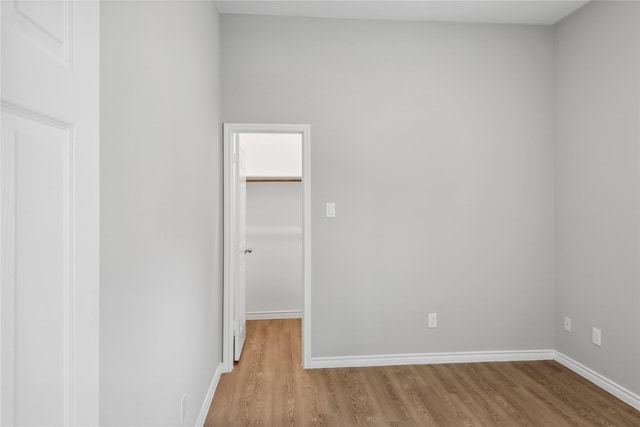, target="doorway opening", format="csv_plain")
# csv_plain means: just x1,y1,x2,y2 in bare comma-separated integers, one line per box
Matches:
223,124,311,372
243,133,302,323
